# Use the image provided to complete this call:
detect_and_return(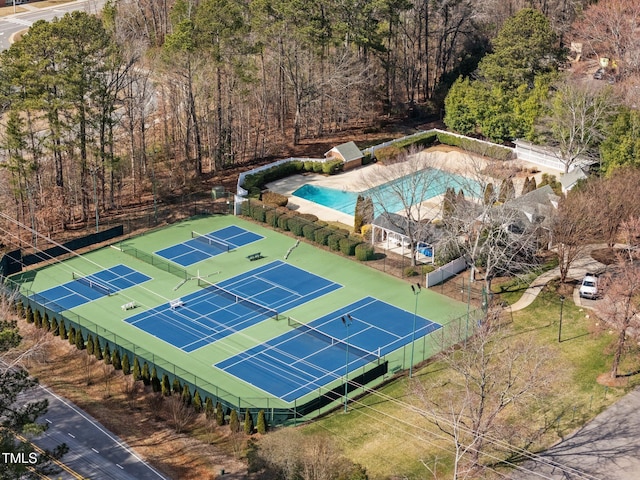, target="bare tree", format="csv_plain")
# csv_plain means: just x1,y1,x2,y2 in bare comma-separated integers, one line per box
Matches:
595,254,640,379
413,315,553,479
543,80,616,173
166,395,195,434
